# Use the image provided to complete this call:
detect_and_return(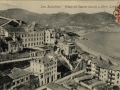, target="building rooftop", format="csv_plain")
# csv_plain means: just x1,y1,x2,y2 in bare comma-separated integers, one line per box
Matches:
109,65,120,71
90,58,120,71
3,24,26,33
47,82,69,90
8,68,31,79
31,55,56,67
42,56,56,66
74,75,93,82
